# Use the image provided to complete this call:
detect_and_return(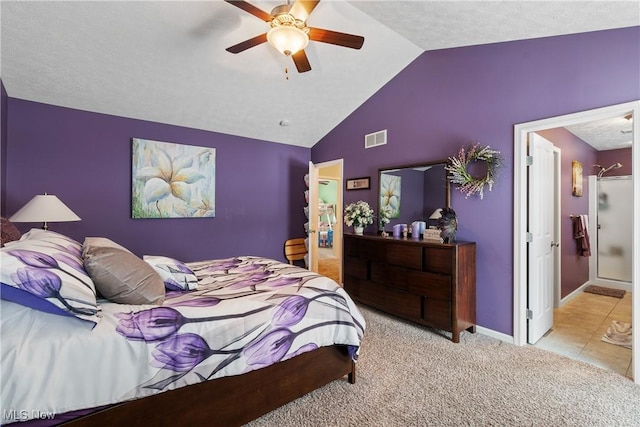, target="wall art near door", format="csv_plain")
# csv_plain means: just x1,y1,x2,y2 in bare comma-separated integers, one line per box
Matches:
572,160,583,197
132,138,216,218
